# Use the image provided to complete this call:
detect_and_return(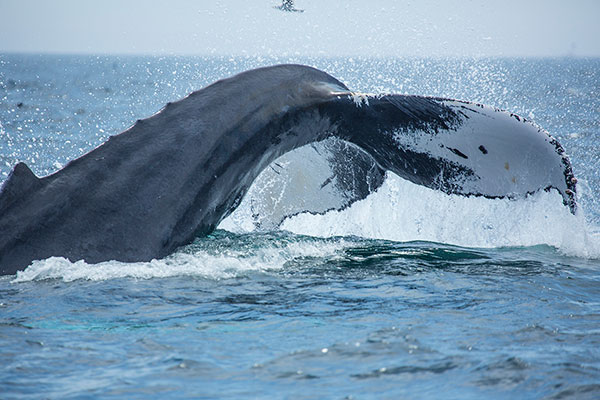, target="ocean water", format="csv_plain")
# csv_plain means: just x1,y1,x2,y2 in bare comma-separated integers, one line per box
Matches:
1,54,600,399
